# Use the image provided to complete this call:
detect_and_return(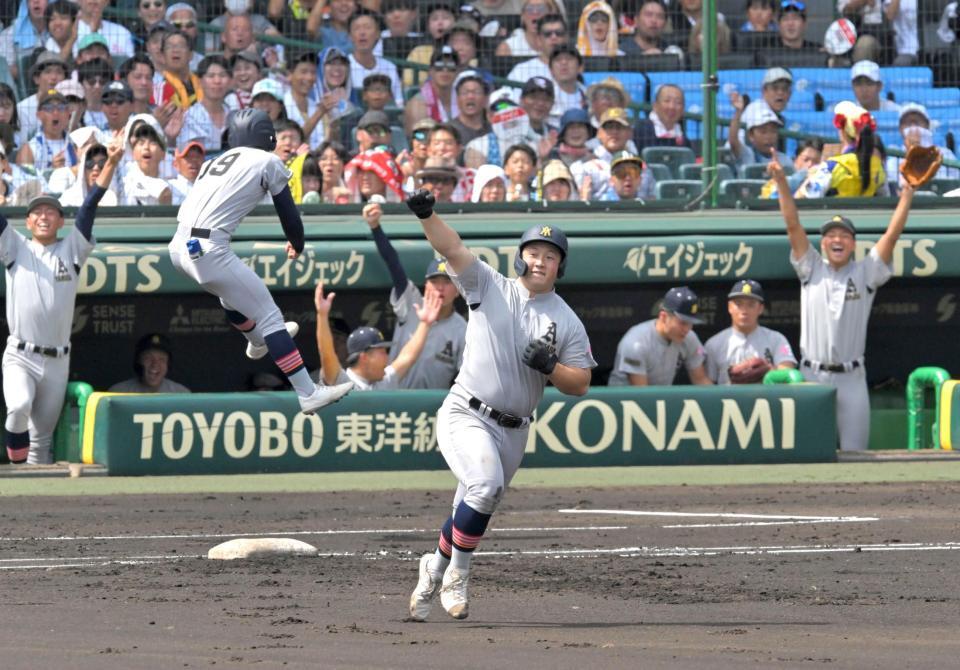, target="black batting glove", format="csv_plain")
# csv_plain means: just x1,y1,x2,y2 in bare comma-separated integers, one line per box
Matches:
406,189,435,219
522,340,558,375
